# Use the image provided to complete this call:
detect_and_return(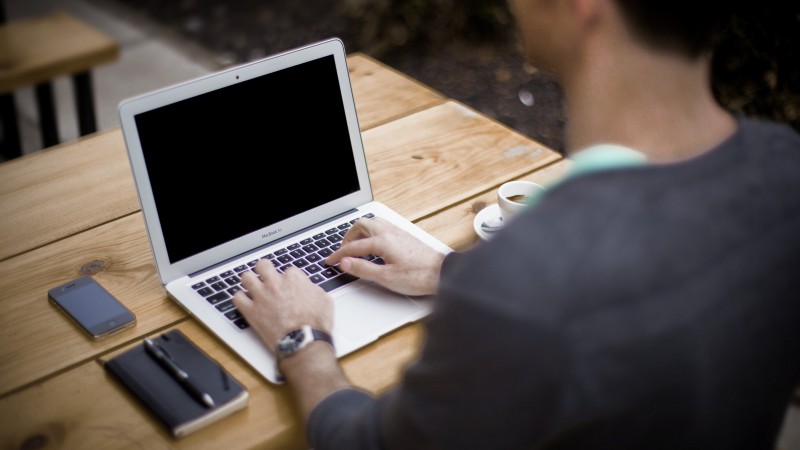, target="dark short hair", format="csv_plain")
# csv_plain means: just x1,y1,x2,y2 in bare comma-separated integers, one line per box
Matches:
613,0,734,57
